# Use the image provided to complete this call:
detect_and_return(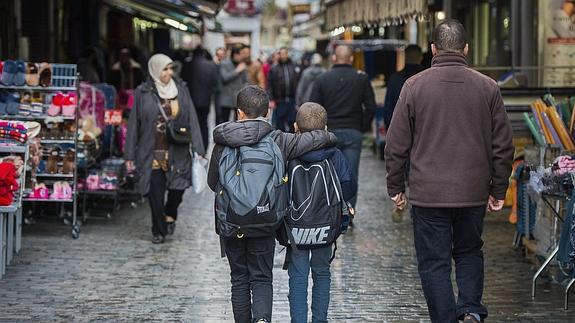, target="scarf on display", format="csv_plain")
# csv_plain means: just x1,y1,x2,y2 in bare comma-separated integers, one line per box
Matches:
147,54,178,99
